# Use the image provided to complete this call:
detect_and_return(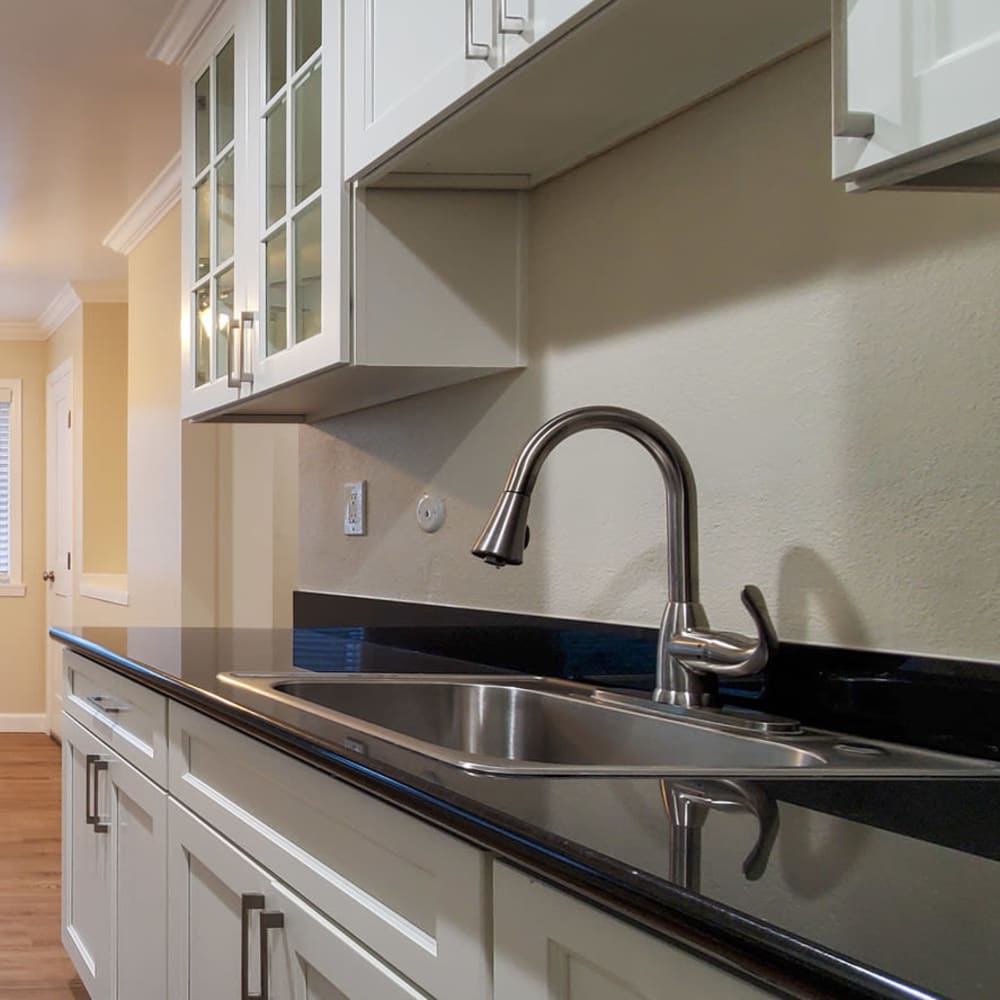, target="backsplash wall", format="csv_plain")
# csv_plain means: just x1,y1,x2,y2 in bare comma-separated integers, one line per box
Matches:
299,42,1000,662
